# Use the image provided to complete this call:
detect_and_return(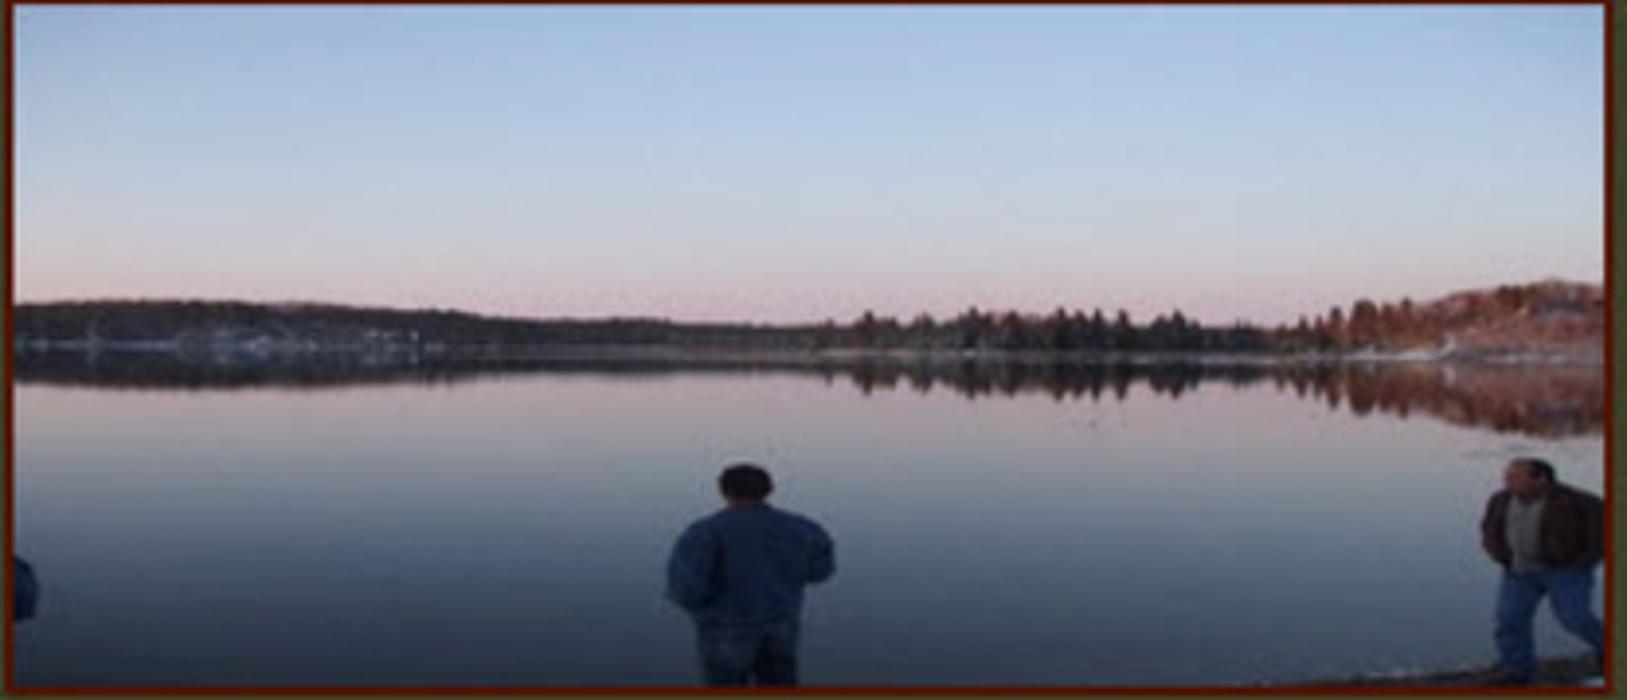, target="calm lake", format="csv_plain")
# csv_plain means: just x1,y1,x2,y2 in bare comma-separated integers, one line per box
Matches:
12,359,1606,686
